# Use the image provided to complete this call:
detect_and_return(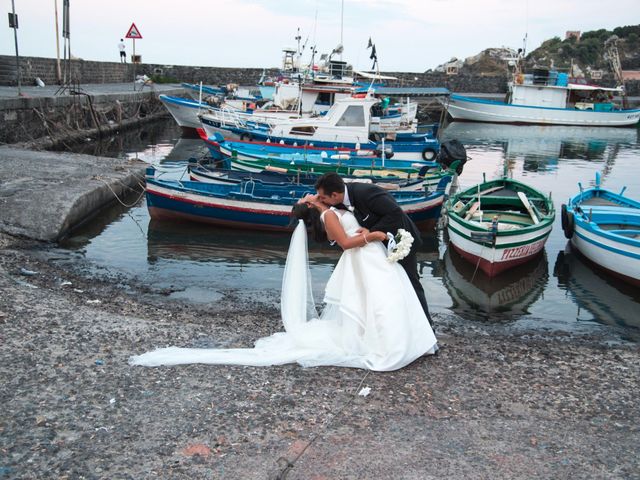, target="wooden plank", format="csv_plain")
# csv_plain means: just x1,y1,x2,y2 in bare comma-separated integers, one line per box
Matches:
517,191,539,224
264,165,288,174
464,201,481,221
